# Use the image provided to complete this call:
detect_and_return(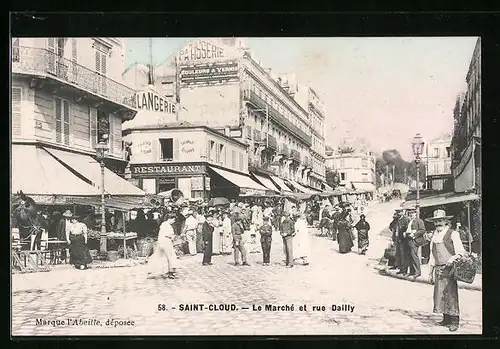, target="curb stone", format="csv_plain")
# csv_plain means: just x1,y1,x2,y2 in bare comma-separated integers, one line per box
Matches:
375,264,482,291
